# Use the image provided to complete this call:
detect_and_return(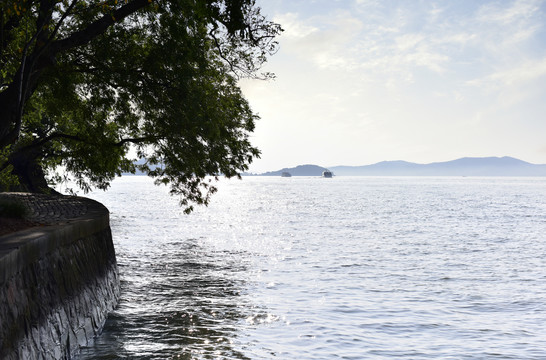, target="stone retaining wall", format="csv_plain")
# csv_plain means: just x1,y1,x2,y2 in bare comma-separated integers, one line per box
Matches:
0,195,119,359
